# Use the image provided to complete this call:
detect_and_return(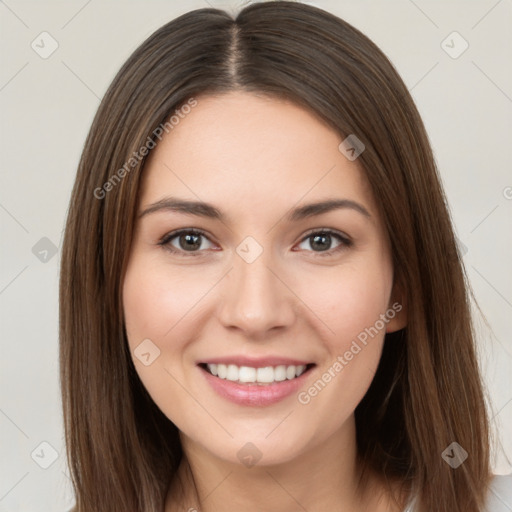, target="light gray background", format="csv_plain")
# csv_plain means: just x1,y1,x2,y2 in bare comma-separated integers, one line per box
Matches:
1,0,511,510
